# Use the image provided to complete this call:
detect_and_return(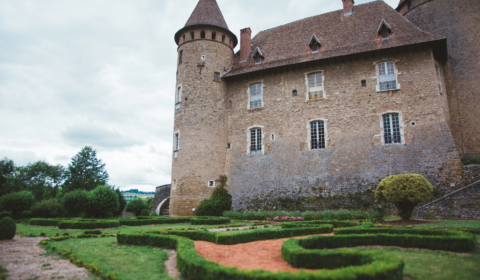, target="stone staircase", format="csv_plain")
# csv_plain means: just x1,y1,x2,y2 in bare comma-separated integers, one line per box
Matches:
160,205,170,217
